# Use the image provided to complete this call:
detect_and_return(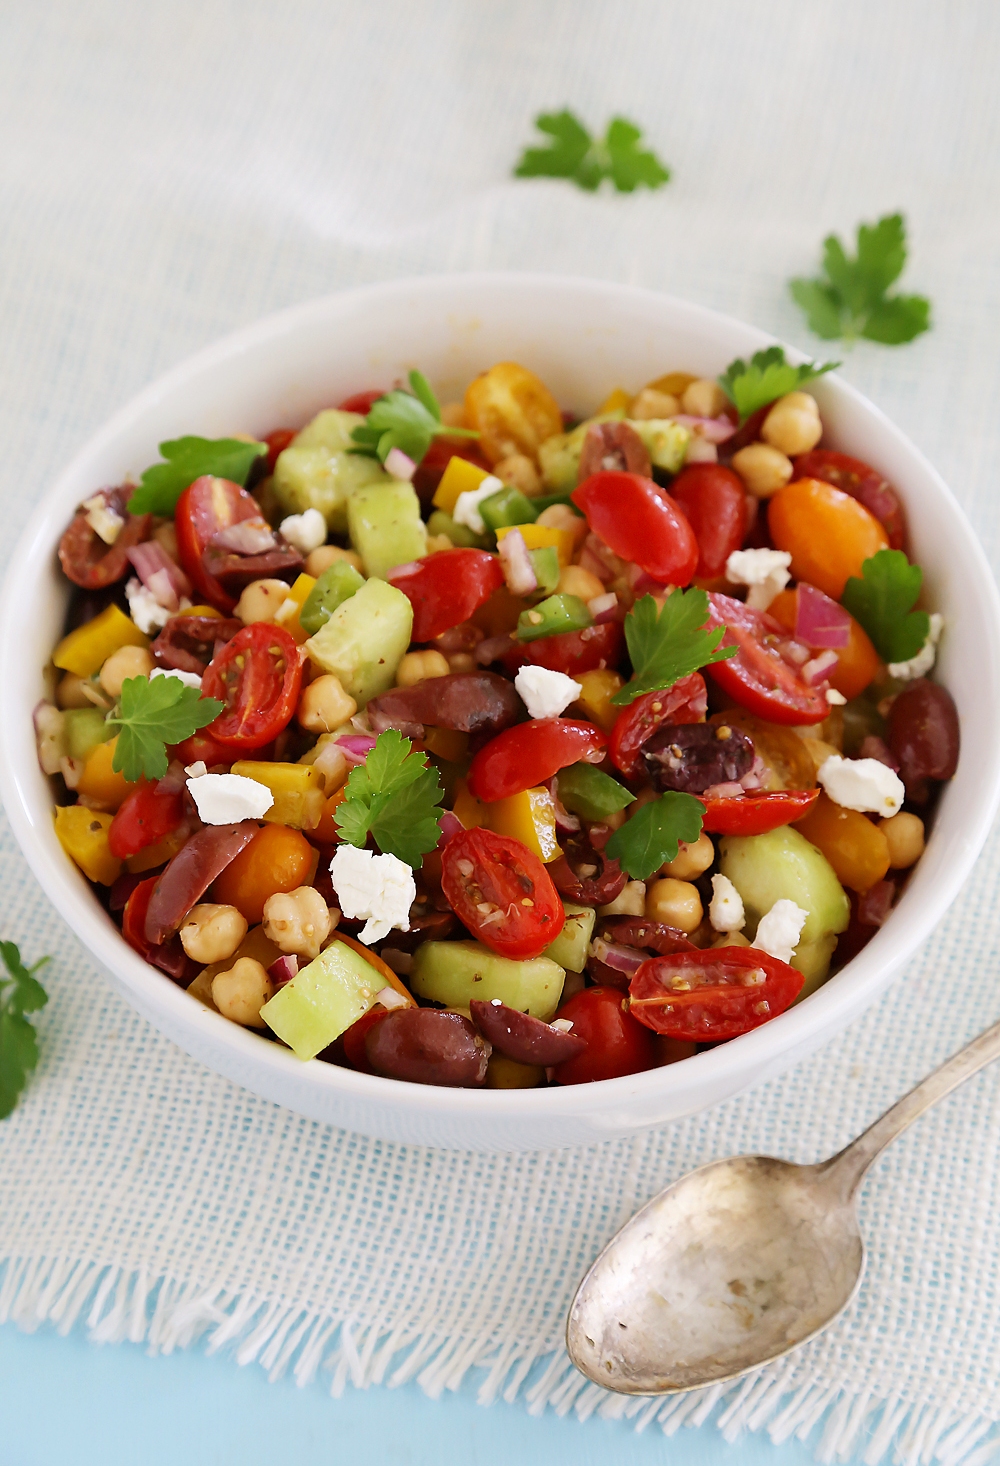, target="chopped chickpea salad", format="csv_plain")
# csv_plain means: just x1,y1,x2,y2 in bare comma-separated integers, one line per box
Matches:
38,349,959,1089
